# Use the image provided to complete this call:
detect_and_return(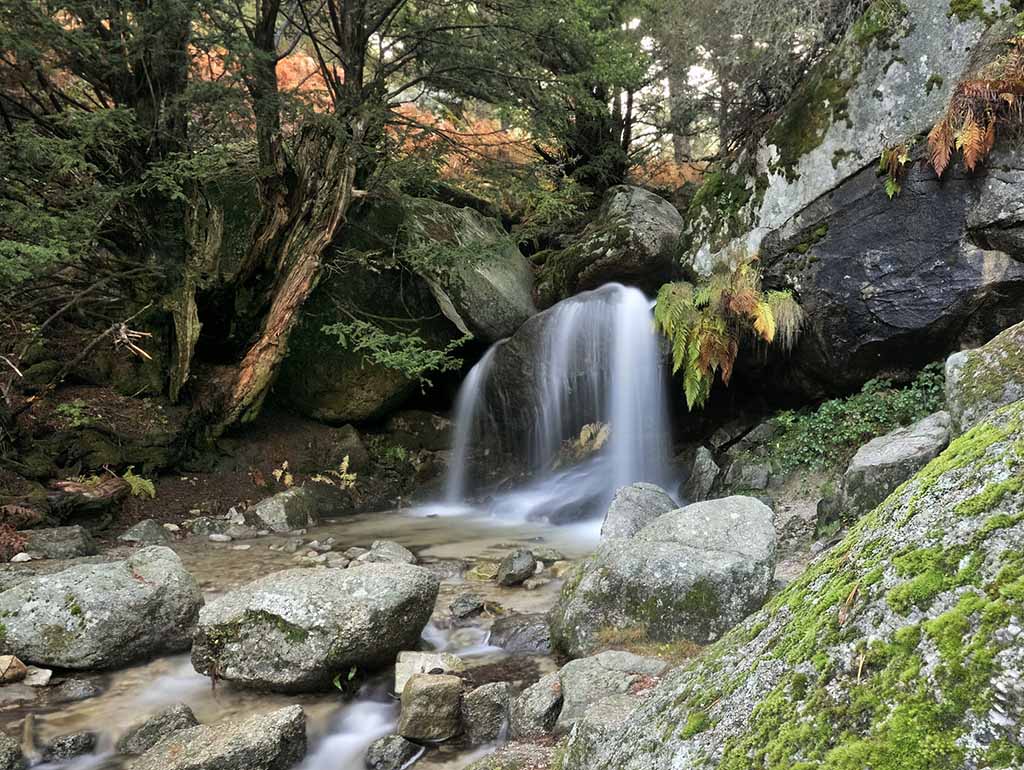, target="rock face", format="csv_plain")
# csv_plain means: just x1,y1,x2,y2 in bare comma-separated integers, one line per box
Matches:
0,546,202,669
117,704,200,755
560,399,1024,770
128,705,306,770
247,488,319,533
946,320,1024,436
496,549,536,586
22,526,97,559
600,482,677,539
398,673,463,742
682,0,1024,398
535,185,683,307
556,650,667,733
550,496,777,657
192,564,439,692
839,411,951,517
